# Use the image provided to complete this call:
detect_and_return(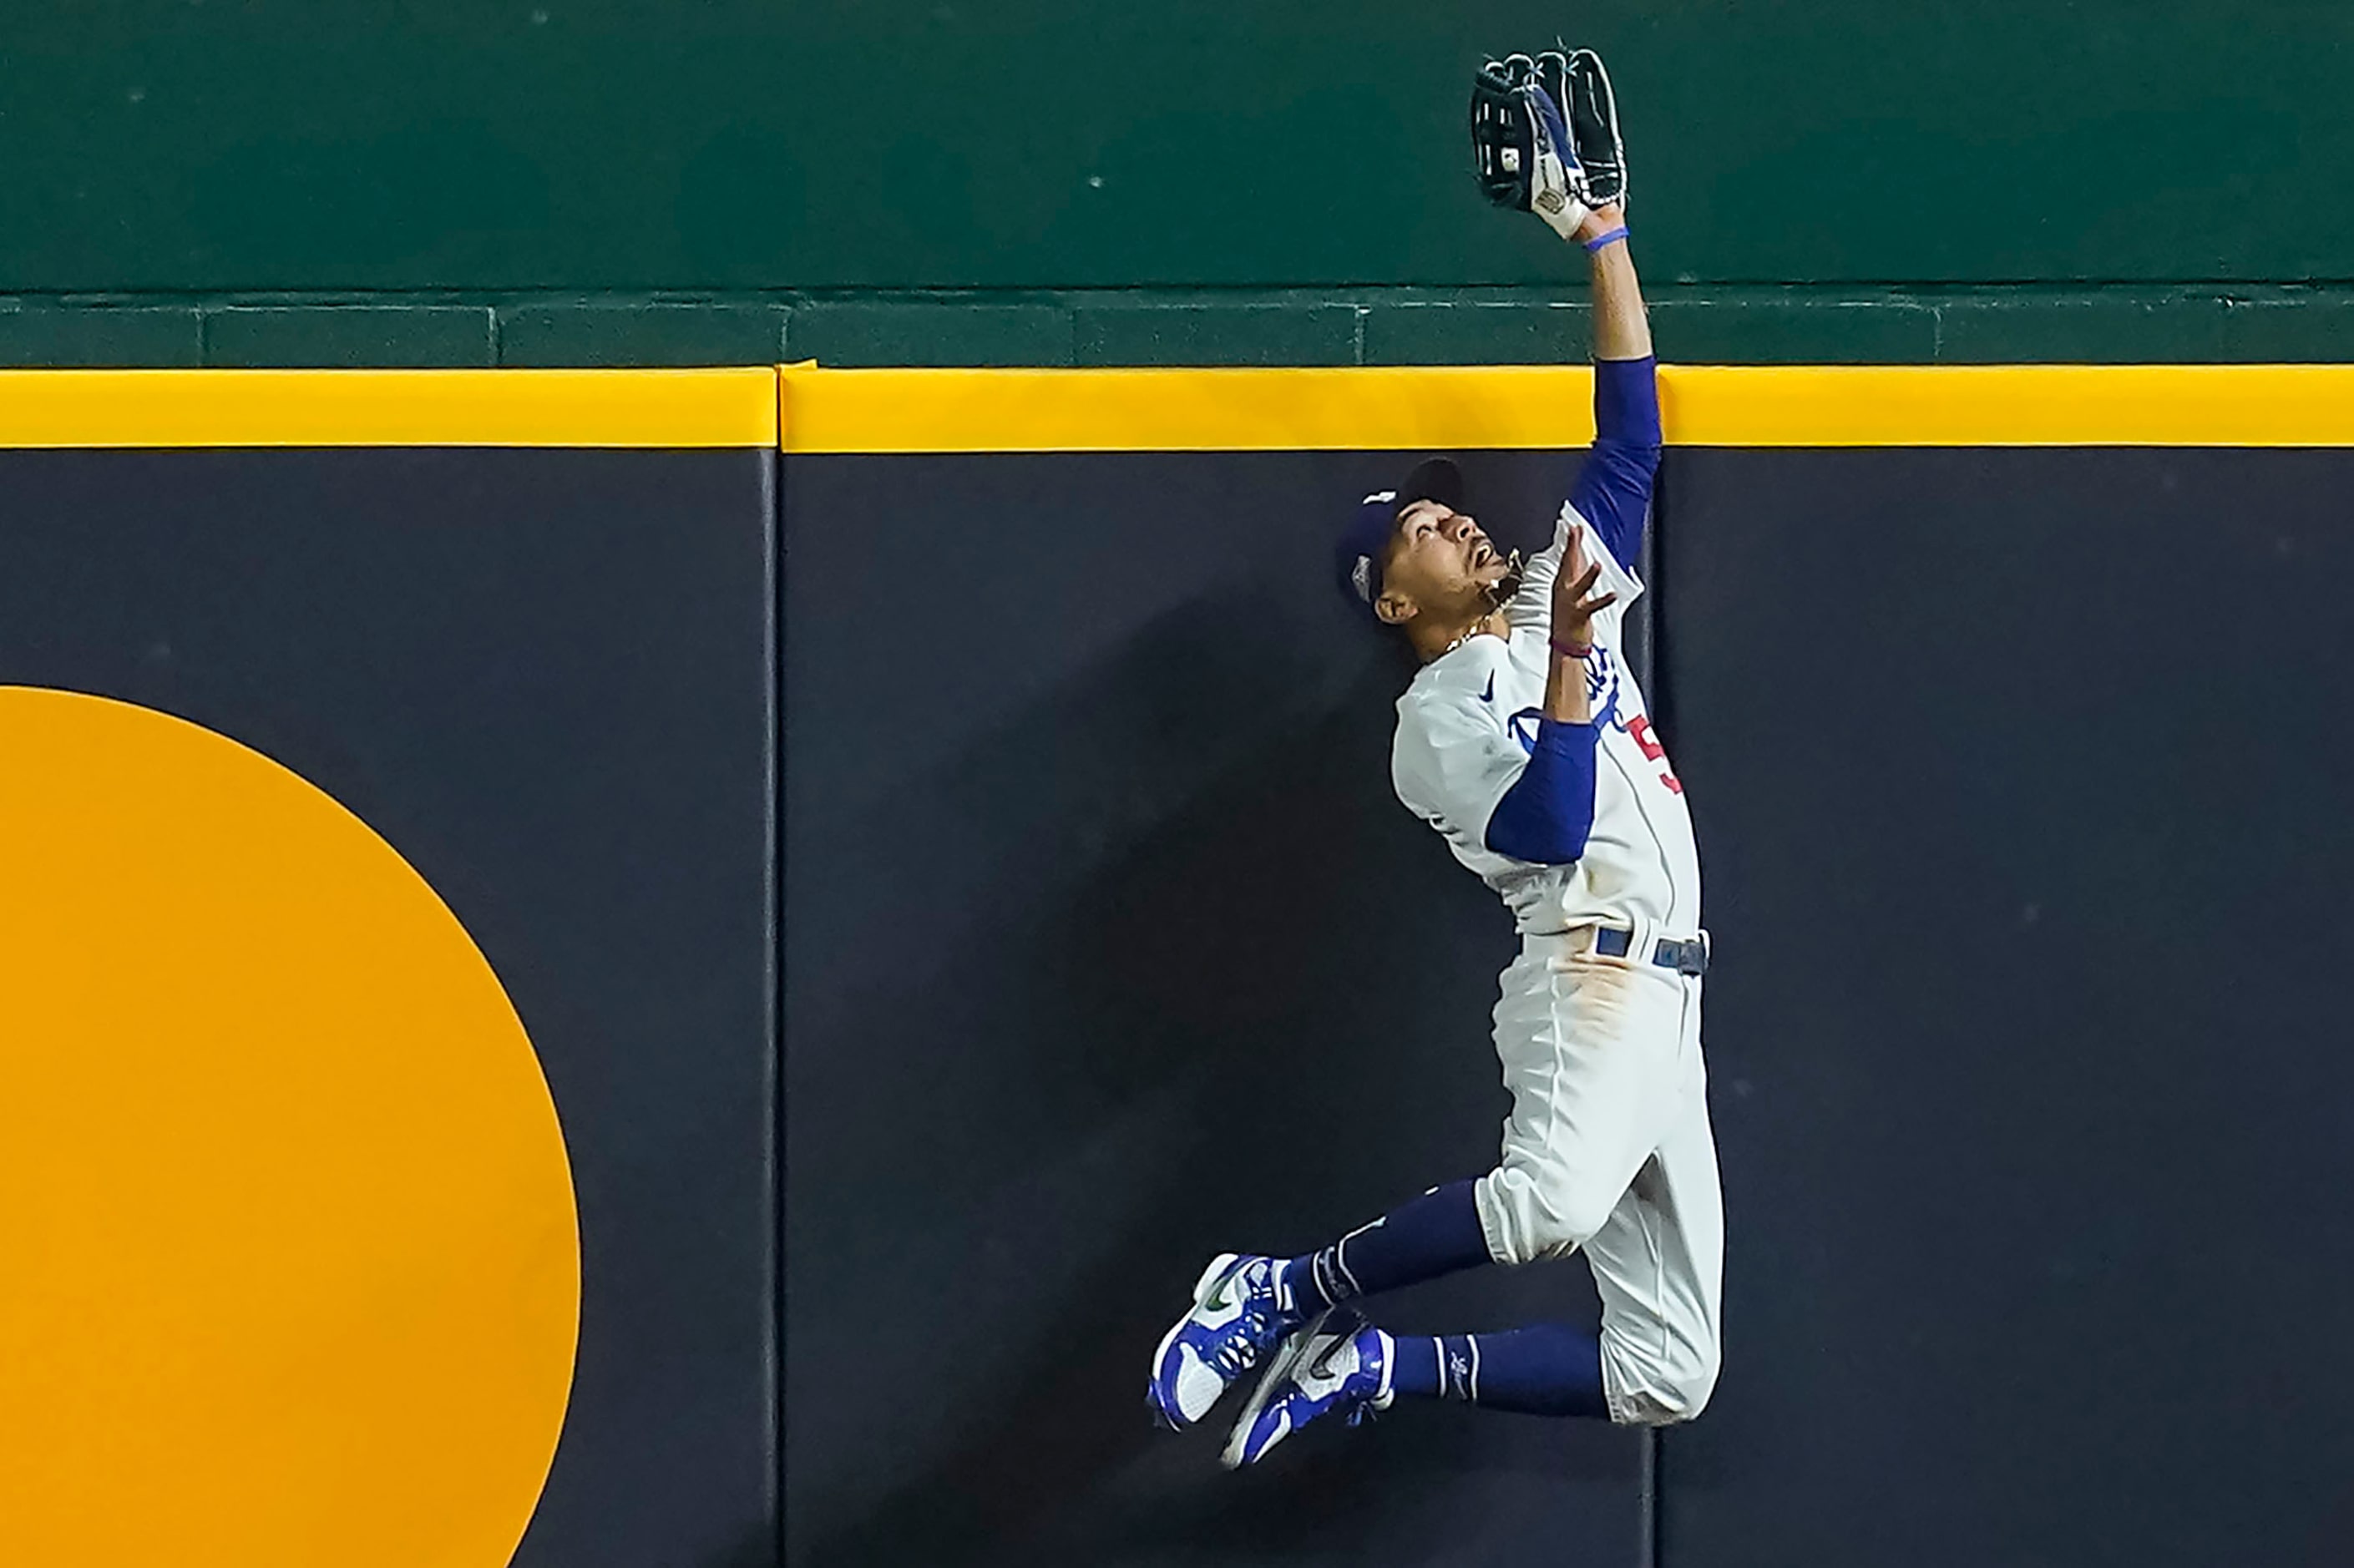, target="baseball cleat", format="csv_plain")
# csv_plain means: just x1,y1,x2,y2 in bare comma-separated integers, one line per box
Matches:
1220,1308,1394,1469
1147,1252,1296,1430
